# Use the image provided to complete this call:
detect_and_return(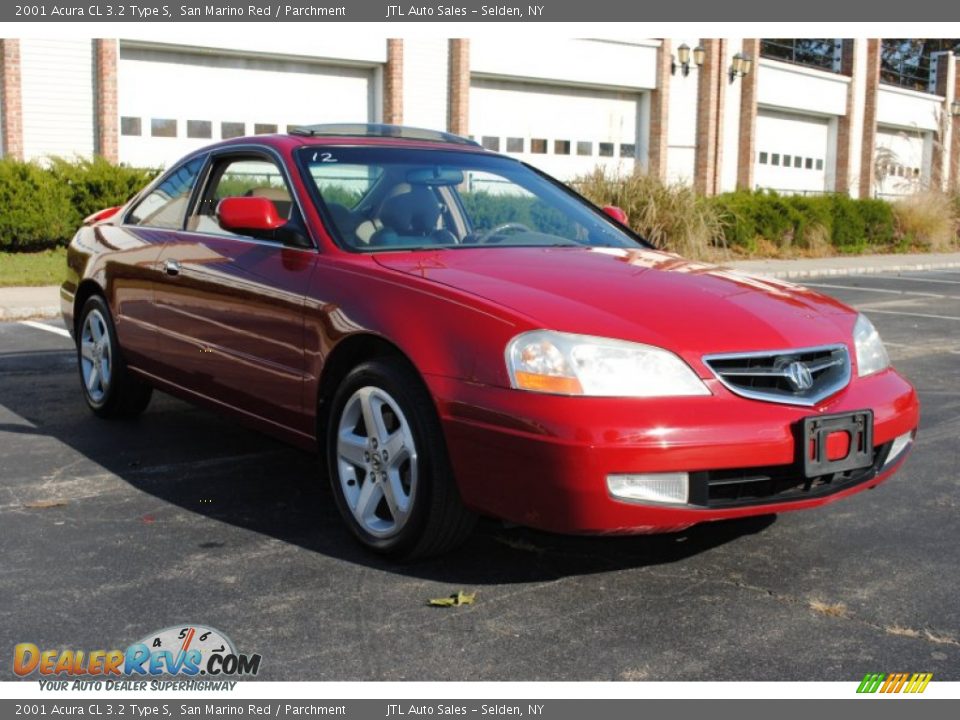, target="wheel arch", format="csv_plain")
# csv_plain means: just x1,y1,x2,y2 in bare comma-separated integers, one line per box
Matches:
73,279,106,336
315,332,429,444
